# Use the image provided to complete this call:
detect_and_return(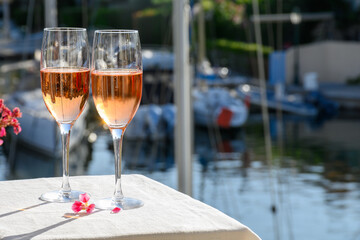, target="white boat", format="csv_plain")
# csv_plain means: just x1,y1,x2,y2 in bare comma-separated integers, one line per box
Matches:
5,88,88,157
126,104,175,140
142,49,174,72
237,84,319,116
126,88,248,140
193,88,248,128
